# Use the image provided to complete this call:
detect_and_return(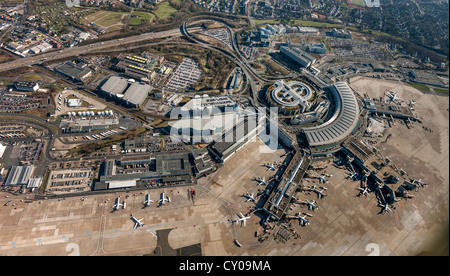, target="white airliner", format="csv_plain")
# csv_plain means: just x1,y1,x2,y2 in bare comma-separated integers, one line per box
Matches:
317,175,328,184
302,199,319,211
159,192,171,205
130,215,144,229
243,192,256,202
113,197,123,211
143,194,154,207
386,91,397,101
357,186,370,197
378,202,393,214
311,185,328,199
412,178,427,188
236,212,250,227
290,213,311,226
348,172,358,180
256,177,267,185
264,162,276,171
